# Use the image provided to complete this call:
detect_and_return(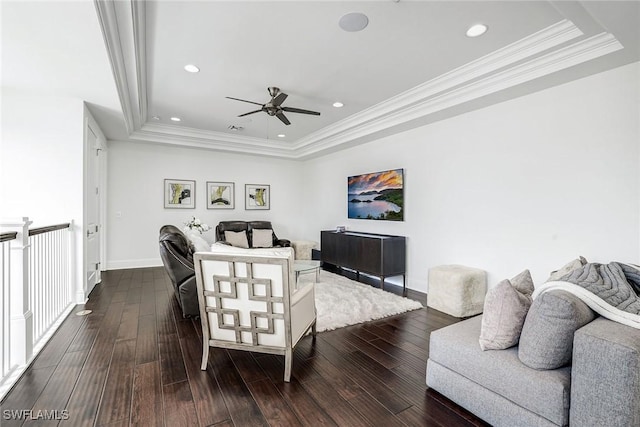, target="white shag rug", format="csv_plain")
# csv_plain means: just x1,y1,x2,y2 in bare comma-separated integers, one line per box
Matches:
307,270,423,332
